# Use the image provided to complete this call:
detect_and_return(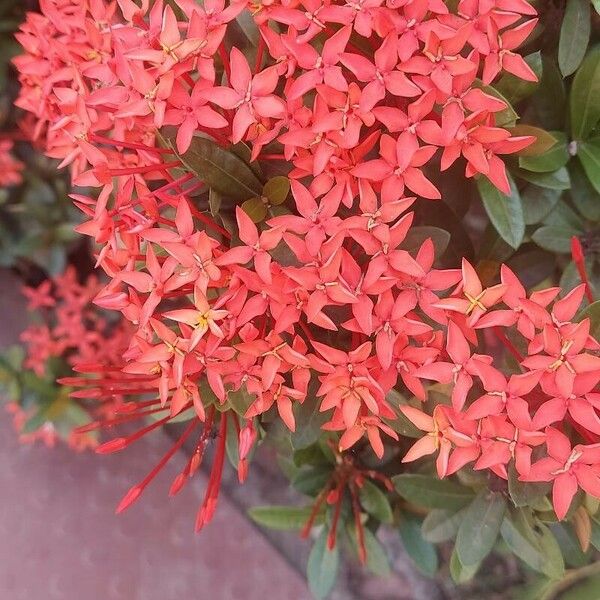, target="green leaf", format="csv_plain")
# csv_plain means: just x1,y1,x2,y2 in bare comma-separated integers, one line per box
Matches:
513,166,571,190
577,300,600,340
561,574,600,600
449,547,480,583
249,505,323,530
392,474,475,511
570,46,600,140
521,186,562,225
559,0,591,77
519,136,570,173
552,522,590,568
476,81,518,127
241,197,268,222
501,510,559,578
263,176,290,205
495,52,542,104
533,57,567,130
161,129,262,202
293,467,331,496
532,225,577,253
399,516,438,576
508,464,552,507
570,160,600,221
362,528,391,576
578,140,600,194
536,523,566,579
400,226,450,256
593,0,600,13
509,126,558,157
455,491,506,567
290,394,330,450
477,174,524,249
307,528,339,600
422,509,465,543
359,480,393,524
